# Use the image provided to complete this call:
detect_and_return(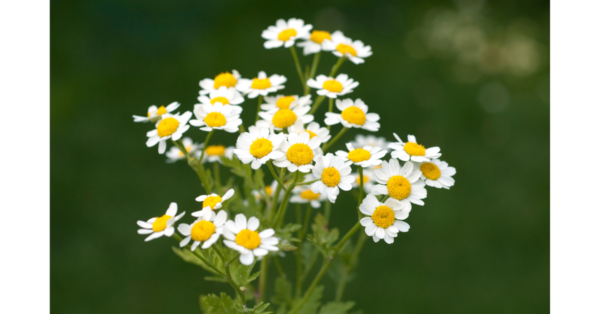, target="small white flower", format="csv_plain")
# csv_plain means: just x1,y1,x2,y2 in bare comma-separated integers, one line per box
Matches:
388,133,442,163
415,159,456,189
166,137,200,163
137,202,185,241
291,175,327,208
223,214,279,265
198,145,235,164
310,153,354,203
289,121,331,143
193,189,235,213
133,102,180,123
297,30,333,55
273,132,321,173
307,74,358,99
372,159,427,211
238,71,287,99
262,18,312,49
234,126,285,169
351,169,375,193
252,180,281,202
258,103,314,131
324,98,380,131
352,135,388,151
261,94,312,112
322,31,372,64
336,142,387,168
190,103,243,133
198,86,244,107
146,111,193,154
359,194,410,244
199,70,244,95
177,207,227,251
